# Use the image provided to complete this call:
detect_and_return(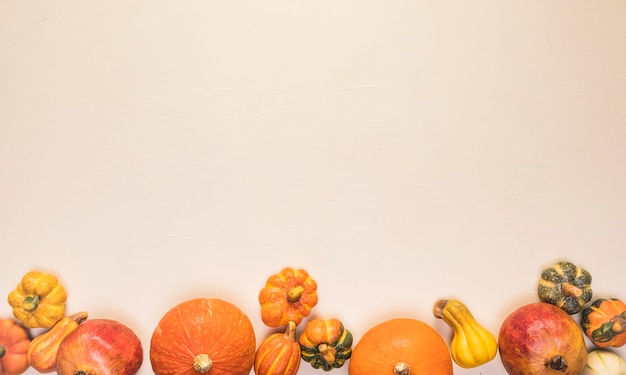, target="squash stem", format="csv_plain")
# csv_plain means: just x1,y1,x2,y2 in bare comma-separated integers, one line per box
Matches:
611,316,626,334
0,344,5,359
394,361,411,375
561,282,583,299
285,320,297,341
286,286,305,303
23,294,41,311
193,353,213,373
318,344,337,364
433,299,449,319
